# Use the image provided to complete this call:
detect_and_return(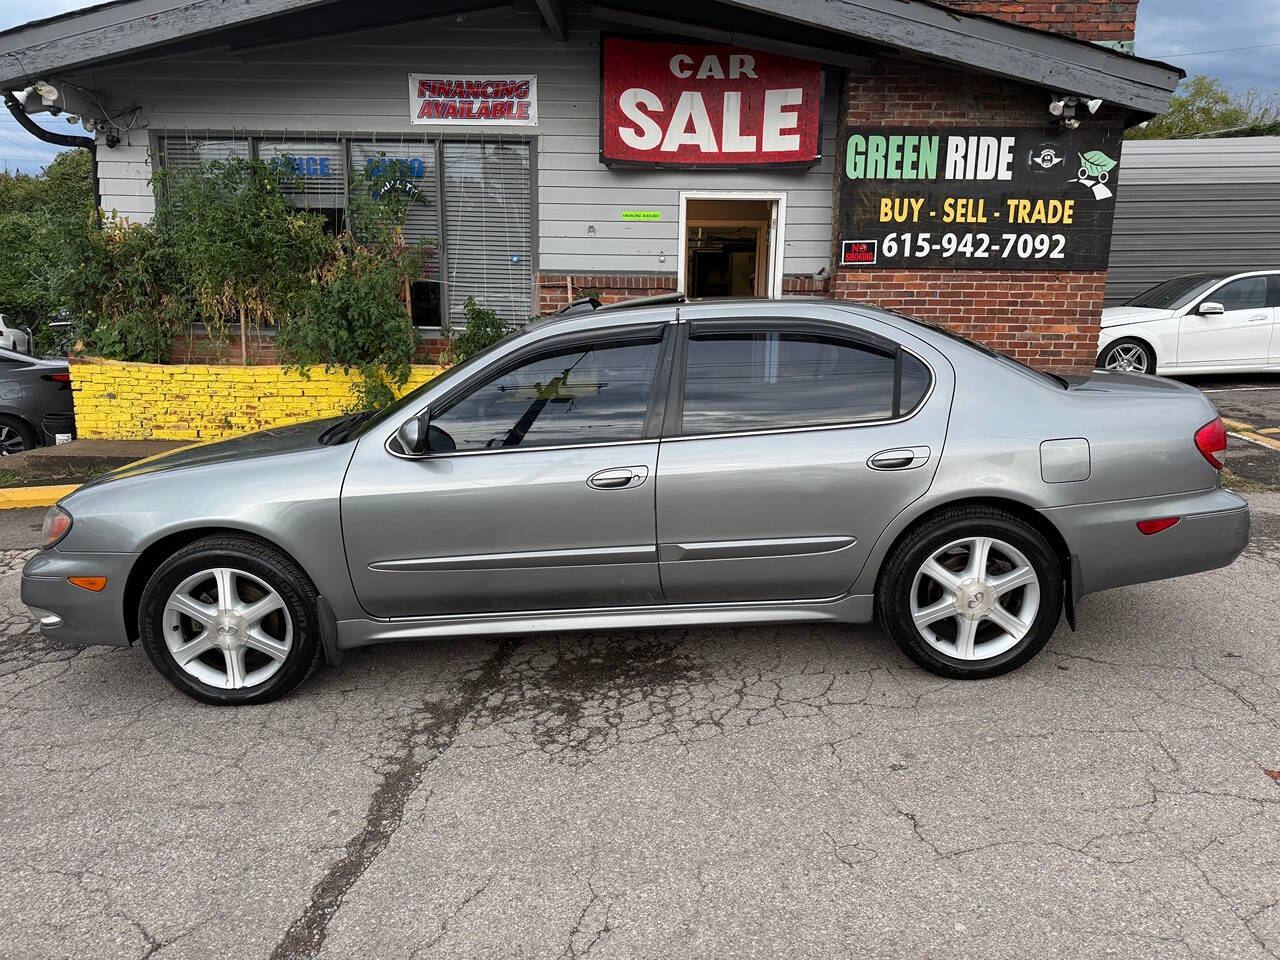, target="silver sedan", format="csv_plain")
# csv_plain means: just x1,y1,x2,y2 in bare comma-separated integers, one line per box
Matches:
22,297,1250,704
